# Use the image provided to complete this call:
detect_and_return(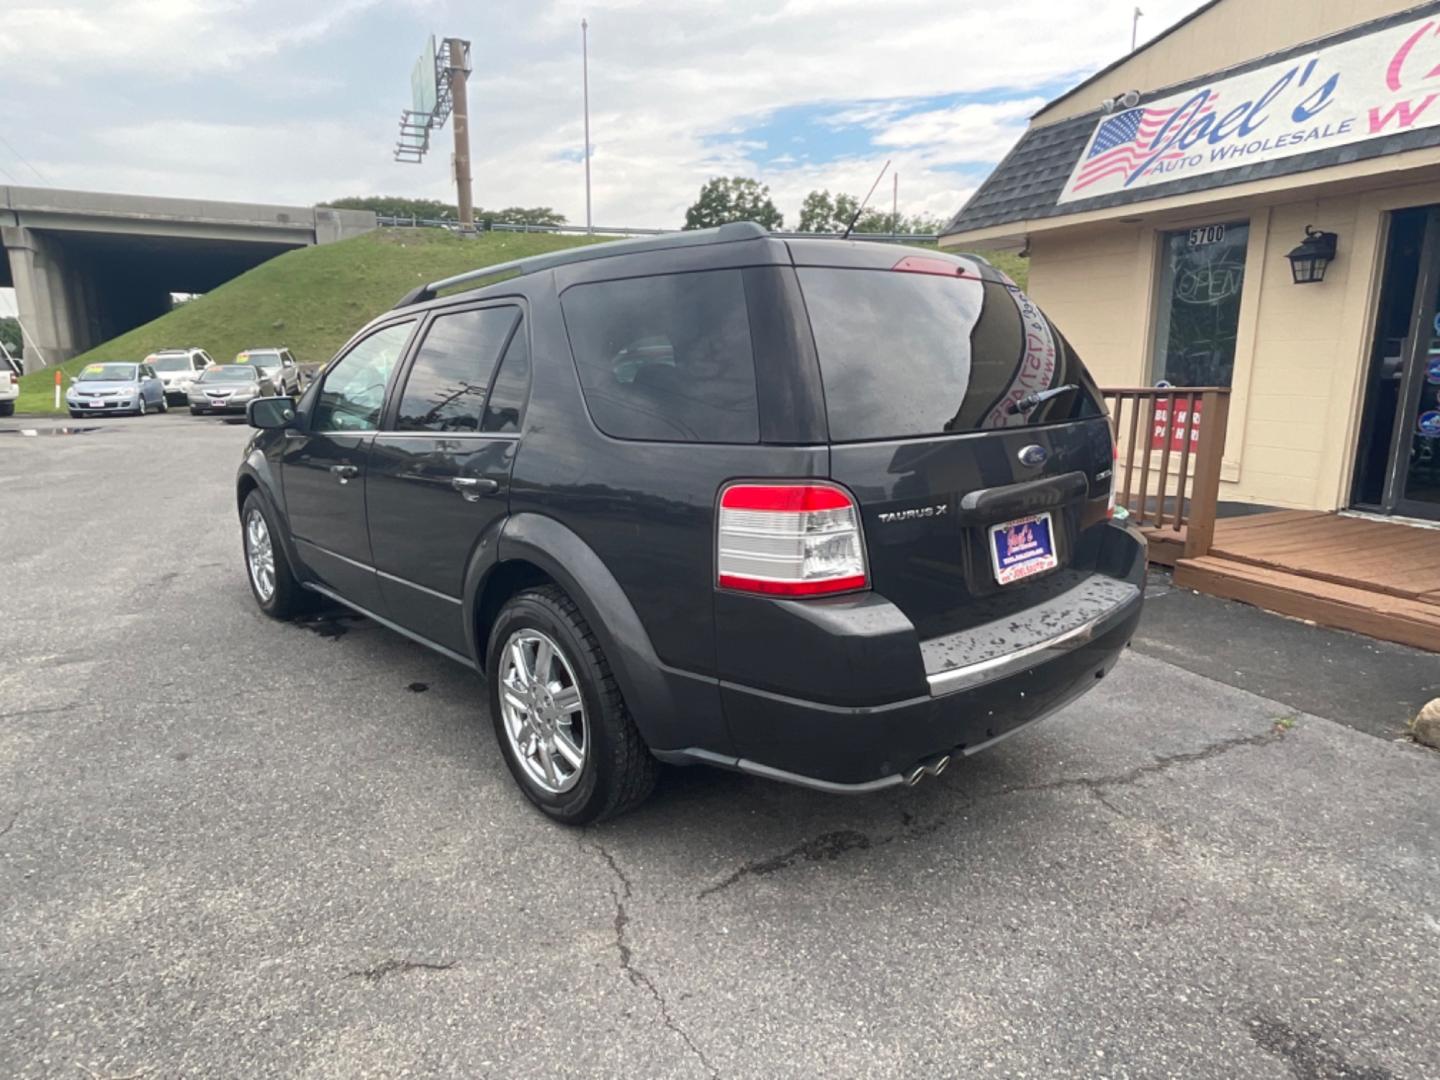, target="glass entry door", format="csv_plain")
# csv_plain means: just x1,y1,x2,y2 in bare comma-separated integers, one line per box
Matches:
1352,206,1440,520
